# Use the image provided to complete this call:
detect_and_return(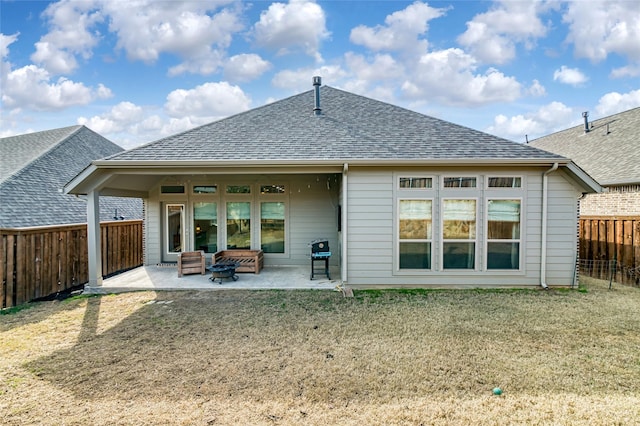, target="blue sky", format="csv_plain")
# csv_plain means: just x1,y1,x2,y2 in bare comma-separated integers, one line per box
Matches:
1,0,639,149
